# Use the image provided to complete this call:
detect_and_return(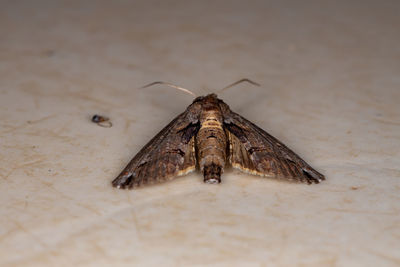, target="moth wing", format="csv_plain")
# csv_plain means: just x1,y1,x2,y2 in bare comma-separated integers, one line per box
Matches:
225,112,325,184
112,112,199,189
